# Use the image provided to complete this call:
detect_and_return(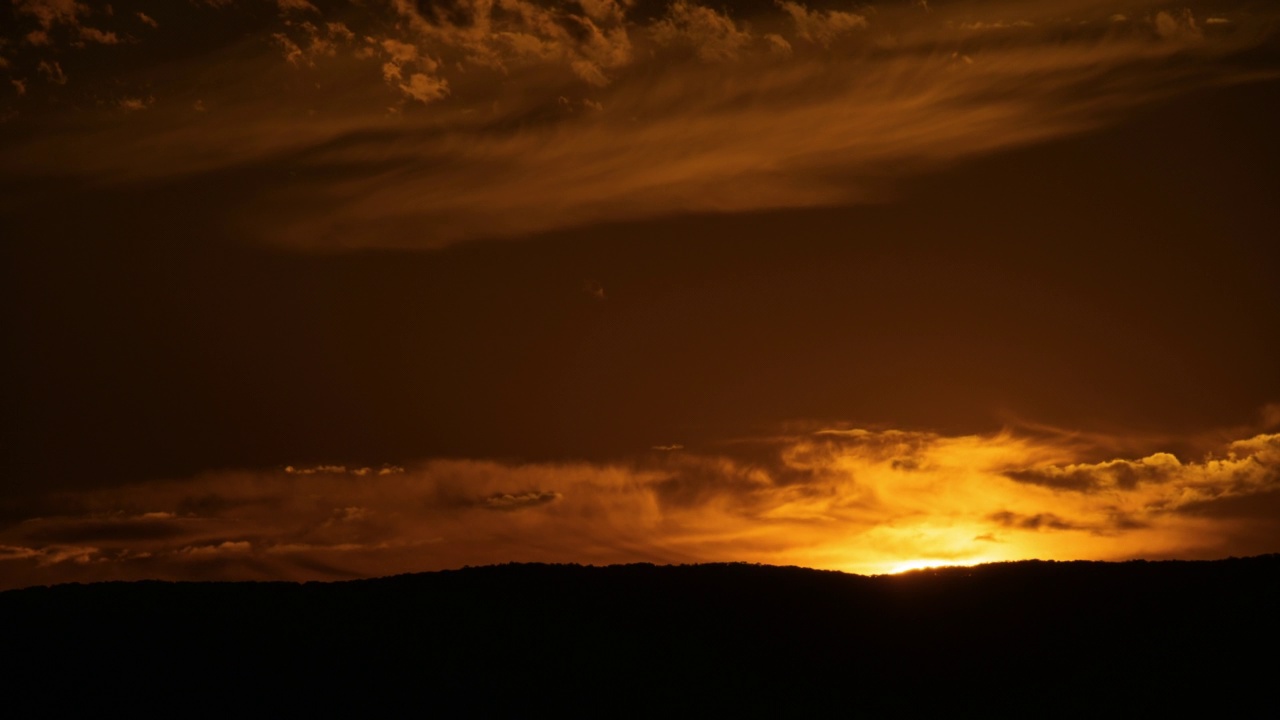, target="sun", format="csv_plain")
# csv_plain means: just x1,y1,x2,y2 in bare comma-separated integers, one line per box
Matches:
887,558,987,575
